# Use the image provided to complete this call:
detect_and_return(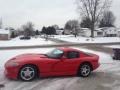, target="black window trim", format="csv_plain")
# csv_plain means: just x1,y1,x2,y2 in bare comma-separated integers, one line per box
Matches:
66,51,80,59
